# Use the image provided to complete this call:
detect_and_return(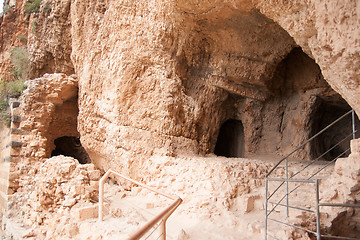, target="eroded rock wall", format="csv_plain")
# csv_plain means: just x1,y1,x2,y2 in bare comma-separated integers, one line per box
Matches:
0,0,28,81
15,73,79,161
0,0,357,174
27,0,74,78
69,0,359,173
254,0,360,116
0,0,74,81
70,1,299,172
0,0,359,239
